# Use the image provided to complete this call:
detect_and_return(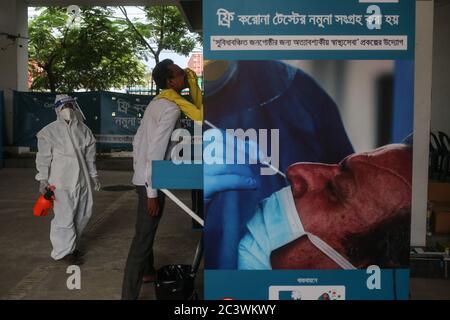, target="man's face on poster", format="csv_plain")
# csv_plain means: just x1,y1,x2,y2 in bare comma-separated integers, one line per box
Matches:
271,145,412,269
